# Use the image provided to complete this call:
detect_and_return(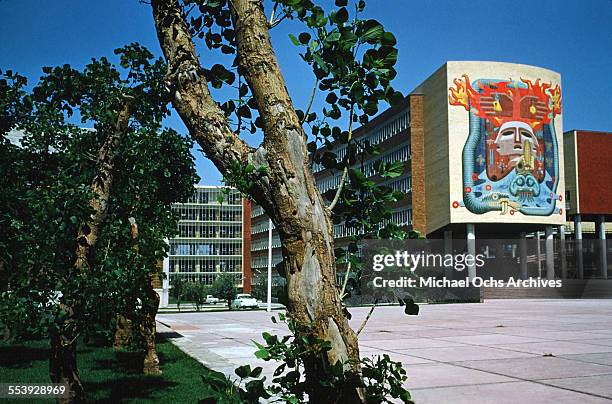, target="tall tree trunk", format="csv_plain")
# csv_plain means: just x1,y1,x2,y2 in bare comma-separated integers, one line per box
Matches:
141,275,161,375
127,217,162,375
151,2,362,400
49,99,132,403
